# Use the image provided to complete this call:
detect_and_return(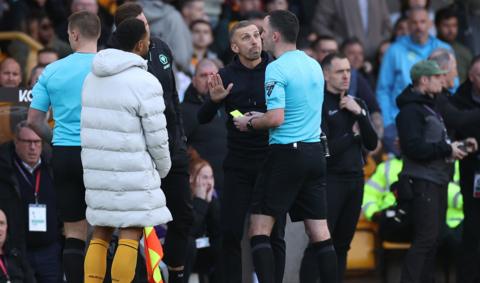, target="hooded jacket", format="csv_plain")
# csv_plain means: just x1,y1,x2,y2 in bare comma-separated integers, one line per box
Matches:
376,35,452,126
395,86,453,185
140,0,193,72
81,49,172,228
197,52,271,159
